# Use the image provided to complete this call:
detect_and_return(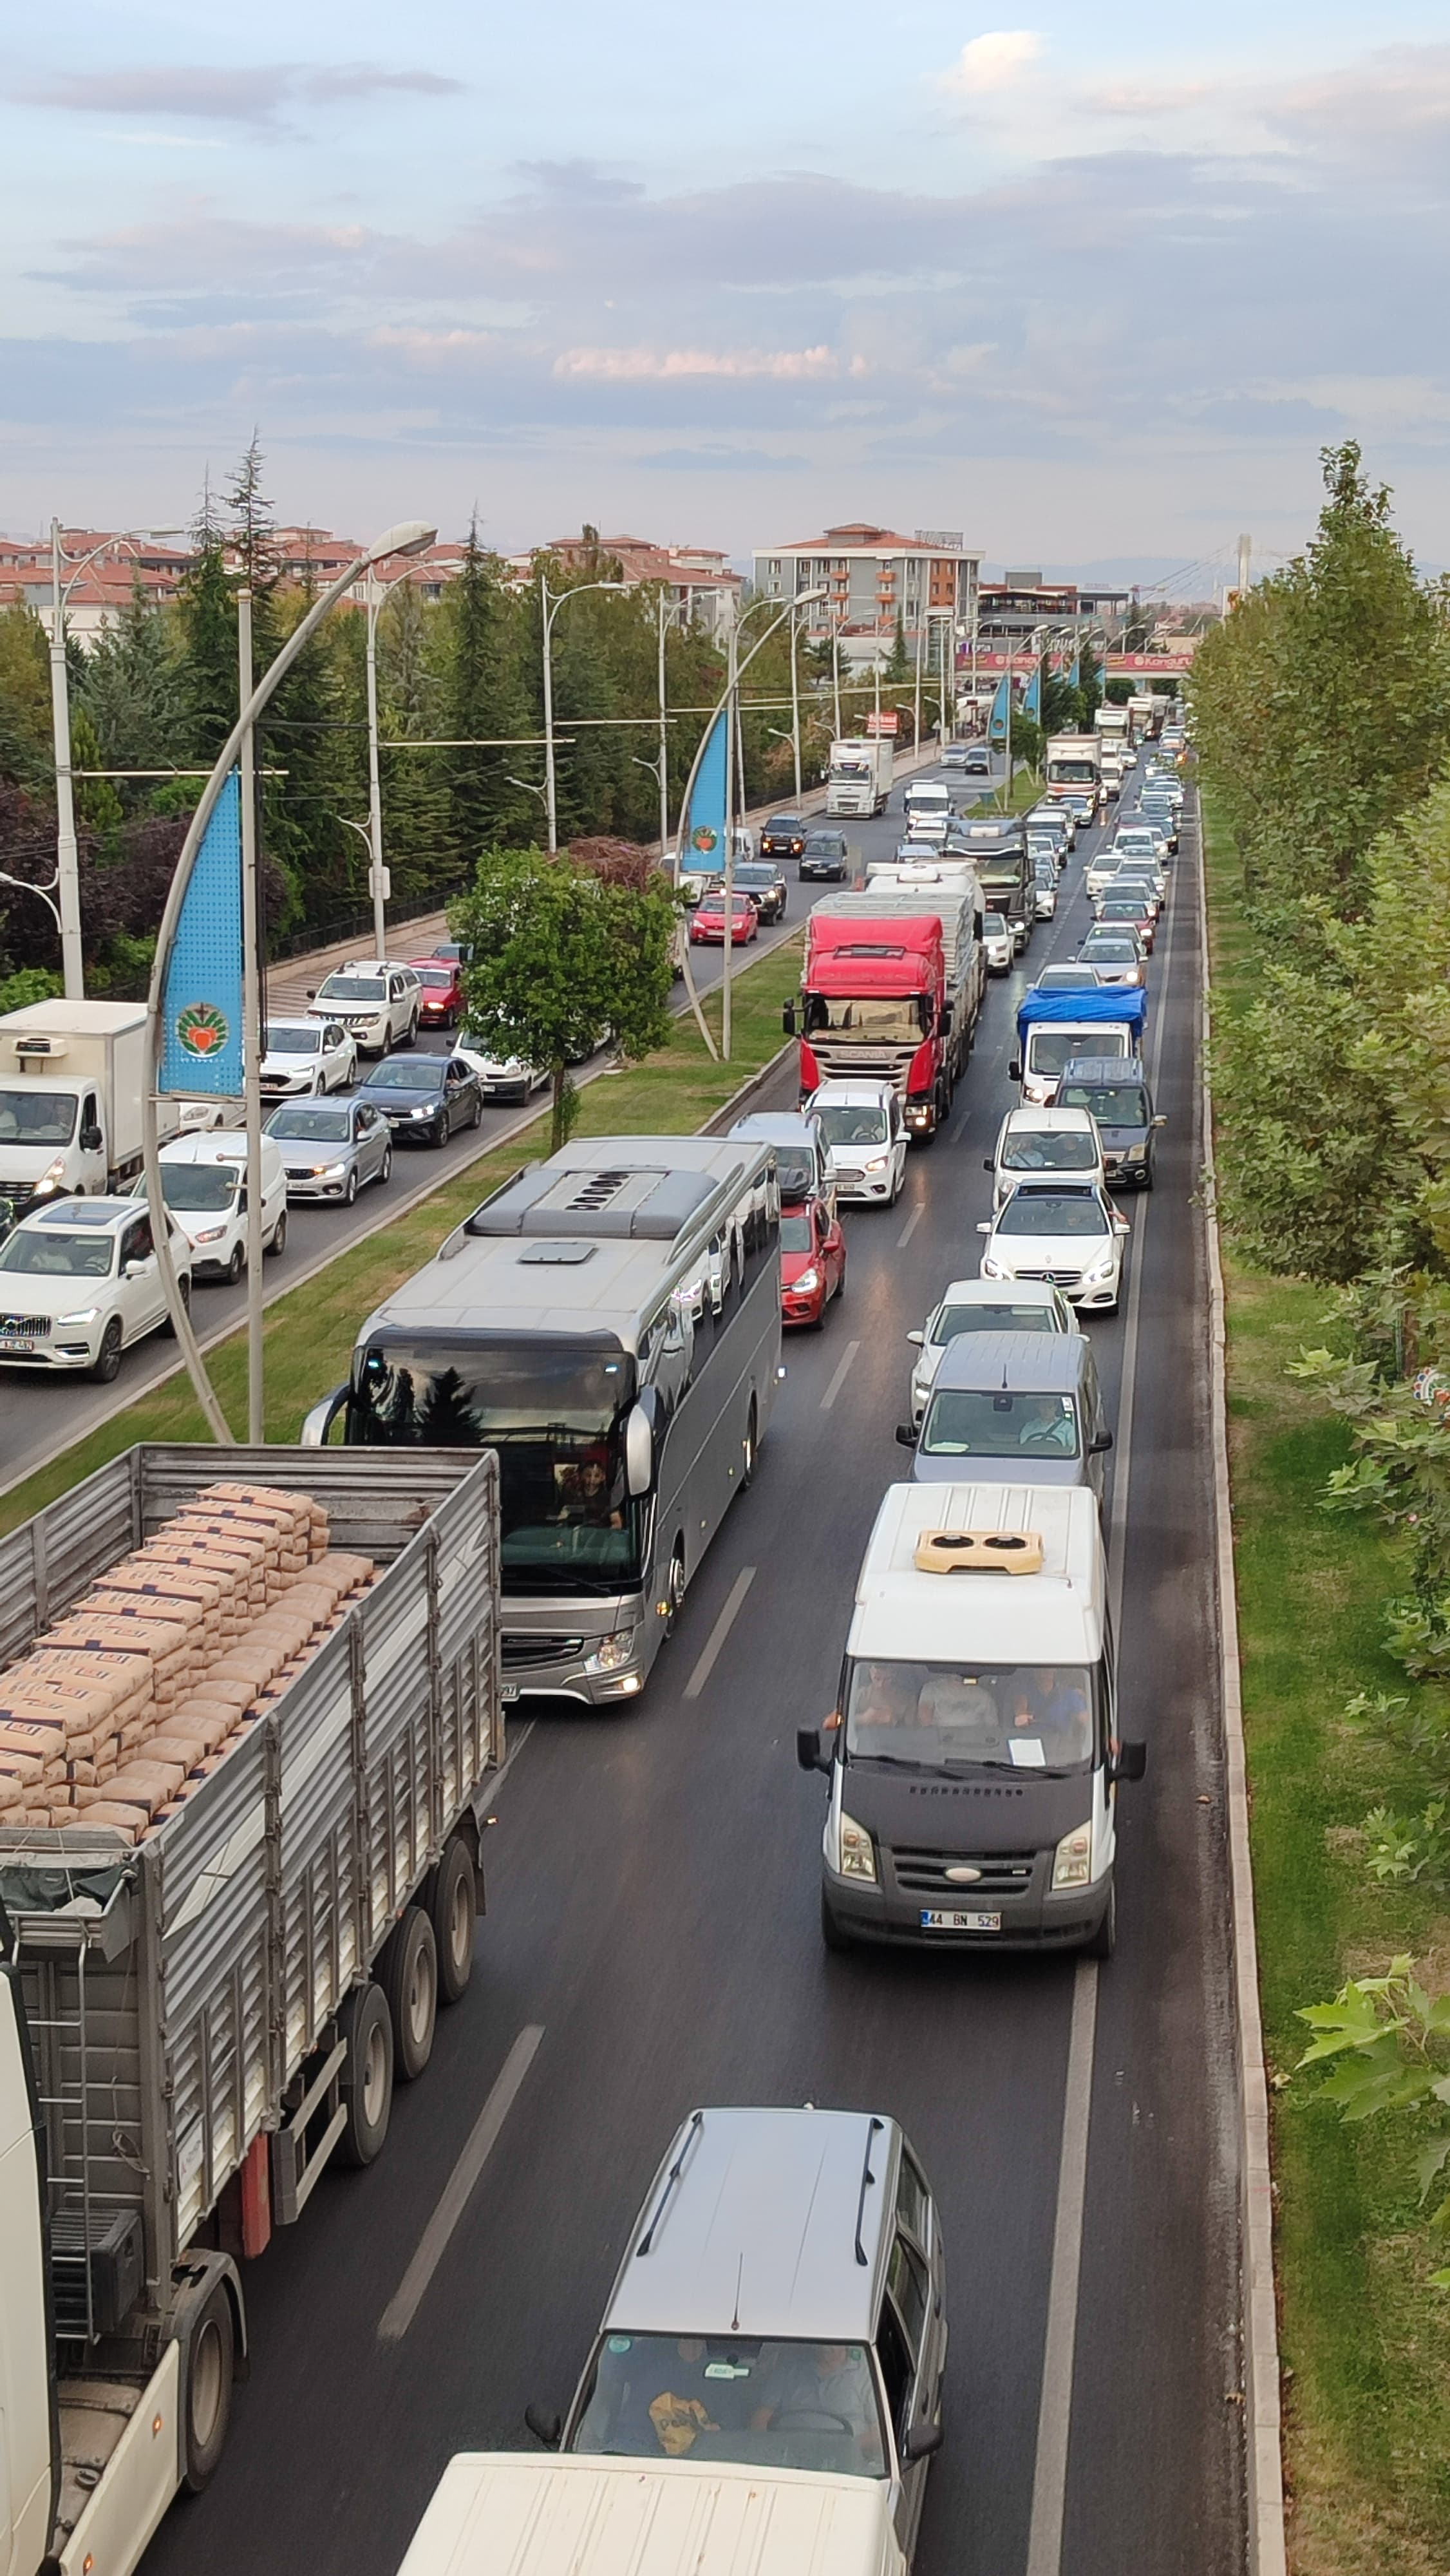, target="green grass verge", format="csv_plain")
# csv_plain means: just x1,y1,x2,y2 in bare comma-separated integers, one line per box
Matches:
1207,804,1450,2575
0,940,802,1539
